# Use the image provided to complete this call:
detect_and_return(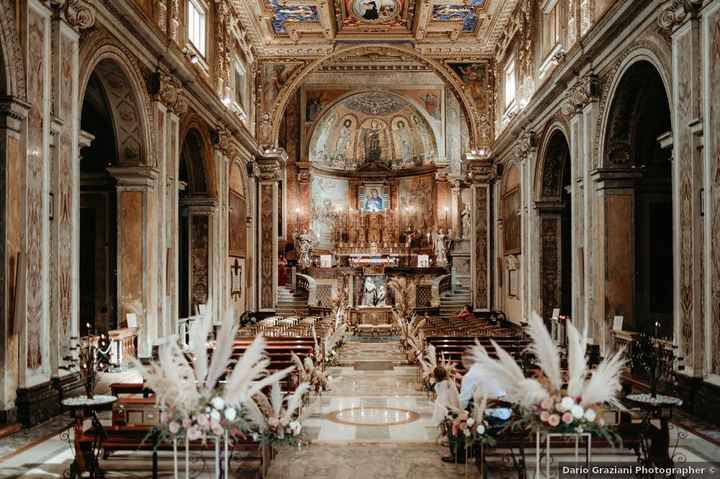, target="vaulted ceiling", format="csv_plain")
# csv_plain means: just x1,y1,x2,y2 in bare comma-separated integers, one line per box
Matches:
230,0,519,57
